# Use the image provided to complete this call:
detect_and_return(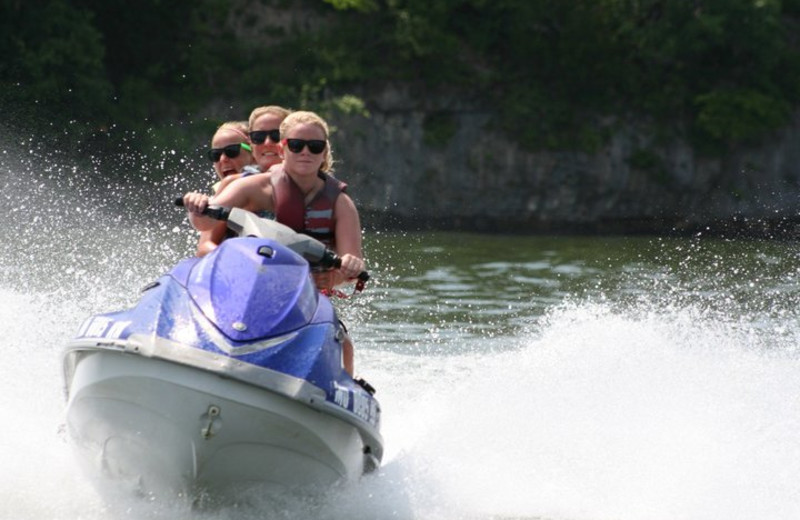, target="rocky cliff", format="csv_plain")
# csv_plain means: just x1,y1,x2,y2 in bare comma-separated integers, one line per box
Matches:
229,1,800,236
332,87,800,236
